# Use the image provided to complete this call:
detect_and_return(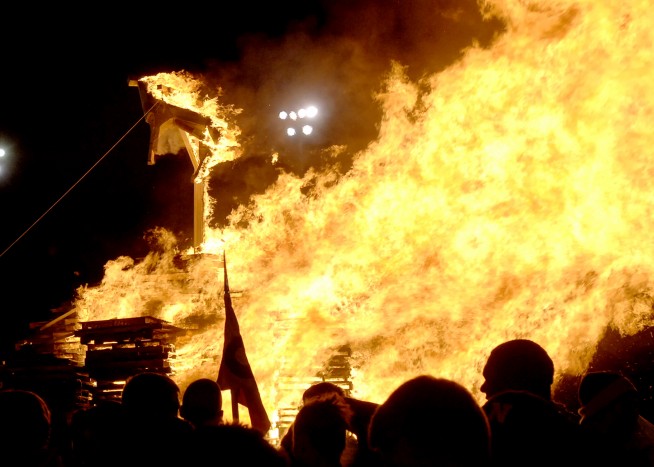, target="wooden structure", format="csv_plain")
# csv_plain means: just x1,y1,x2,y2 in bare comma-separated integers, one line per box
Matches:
2,311,93,414
1,313,187,409
129,79,218,250
75,316,186,402
274,344,354,442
